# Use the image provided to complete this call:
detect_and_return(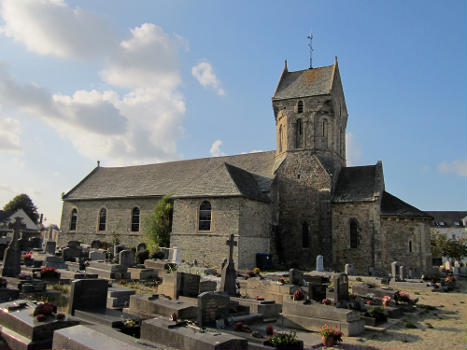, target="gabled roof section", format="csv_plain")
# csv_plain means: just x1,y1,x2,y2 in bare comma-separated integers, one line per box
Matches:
332,163,383,203
424,211,467,226
381,192,432,218
272,62,335,101
63,151,276,201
